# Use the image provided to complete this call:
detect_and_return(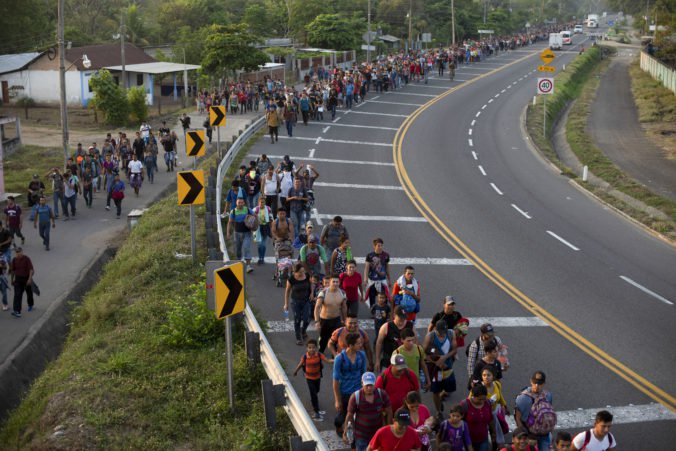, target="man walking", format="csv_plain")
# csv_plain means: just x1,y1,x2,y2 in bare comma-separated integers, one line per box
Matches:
344,372,392,451
10,247,34,317
571,410,616,450
33,196,55,251
4,196,25,246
